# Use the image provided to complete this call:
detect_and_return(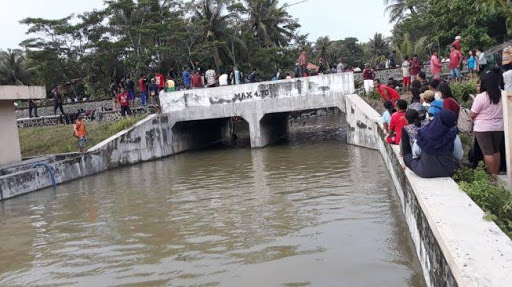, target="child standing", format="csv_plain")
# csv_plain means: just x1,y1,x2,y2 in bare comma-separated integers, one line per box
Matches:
402,56,411,92
74,115,87,154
